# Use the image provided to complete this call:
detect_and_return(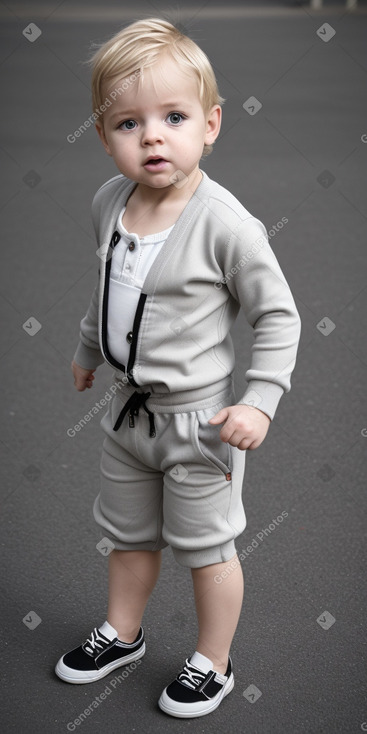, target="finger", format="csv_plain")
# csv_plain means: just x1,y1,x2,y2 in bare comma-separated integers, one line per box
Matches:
223,422,258,447
219,418,250,443
219,424,240,444
241,434,265,450
208,408,229,425
237,437,252,450
218,408,247,436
